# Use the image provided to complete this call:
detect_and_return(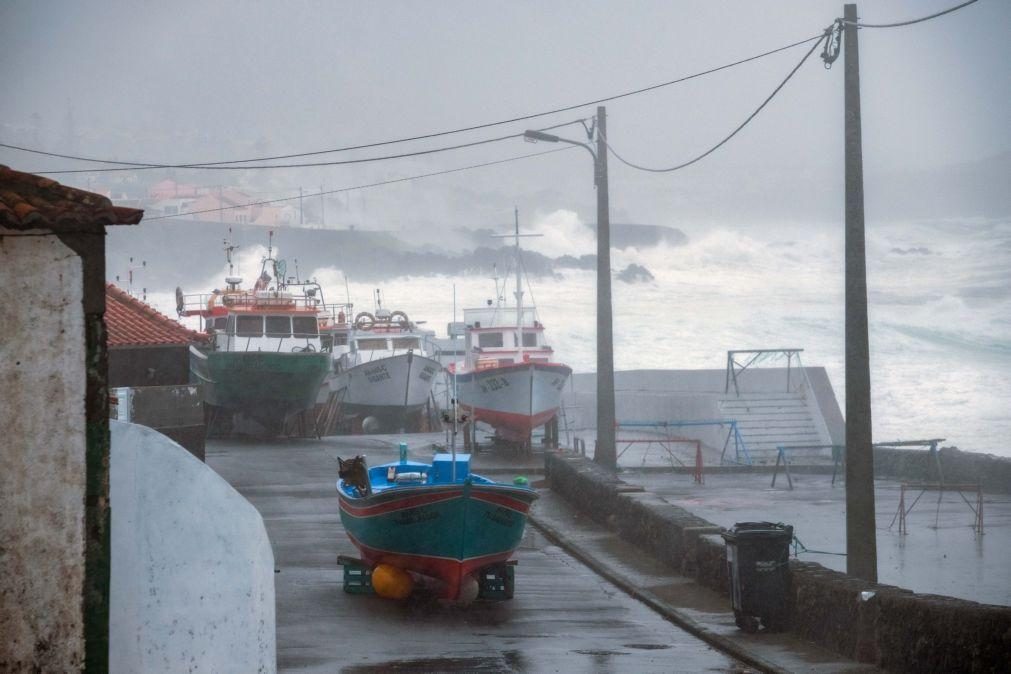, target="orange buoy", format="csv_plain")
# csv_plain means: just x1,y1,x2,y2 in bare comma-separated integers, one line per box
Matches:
371,564,414,600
